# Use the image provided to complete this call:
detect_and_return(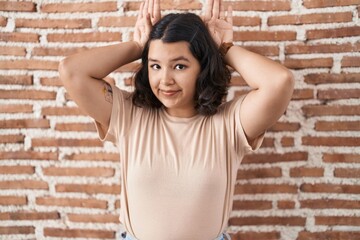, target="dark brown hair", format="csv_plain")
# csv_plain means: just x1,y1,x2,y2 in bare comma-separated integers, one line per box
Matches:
132,13,231,116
